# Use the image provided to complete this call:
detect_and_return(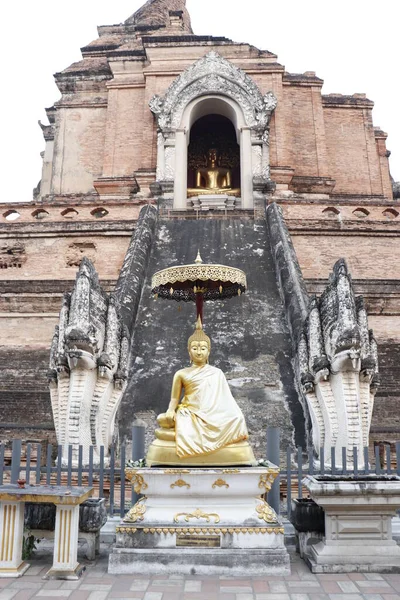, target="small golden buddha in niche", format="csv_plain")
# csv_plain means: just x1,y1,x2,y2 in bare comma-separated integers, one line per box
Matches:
187,148,240,198
146,318,255,466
